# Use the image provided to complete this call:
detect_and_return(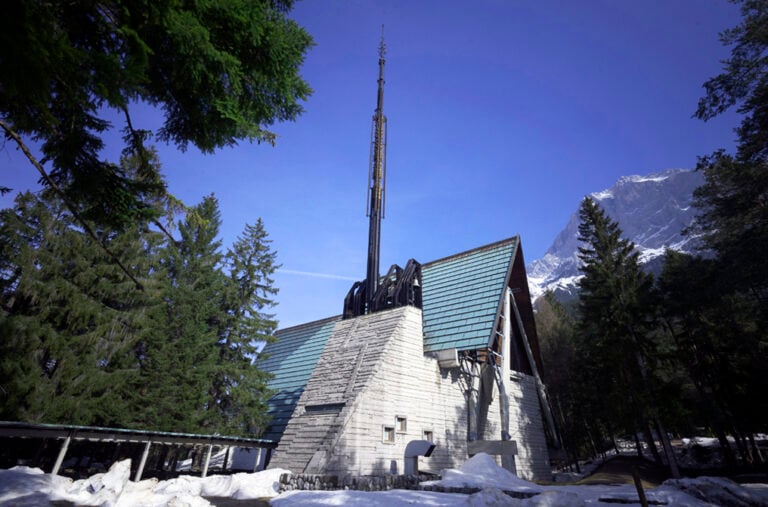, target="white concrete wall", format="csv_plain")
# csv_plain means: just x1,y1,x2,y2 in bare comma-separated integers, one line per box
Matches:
327,306,469,475
270,306,551,480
